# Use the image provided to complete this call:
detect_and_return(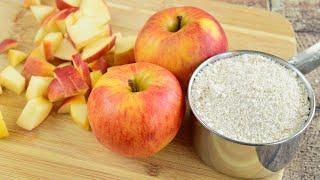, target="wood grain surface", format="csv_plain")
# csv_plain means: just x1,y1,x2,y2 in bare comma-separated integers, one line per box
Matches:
0,0,301,179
